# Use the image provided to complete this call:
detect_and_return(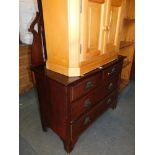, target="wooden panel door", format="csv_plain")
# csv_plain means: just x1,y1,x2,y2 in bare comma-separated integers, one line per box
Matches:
103,0,123,53
80,0,123,62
